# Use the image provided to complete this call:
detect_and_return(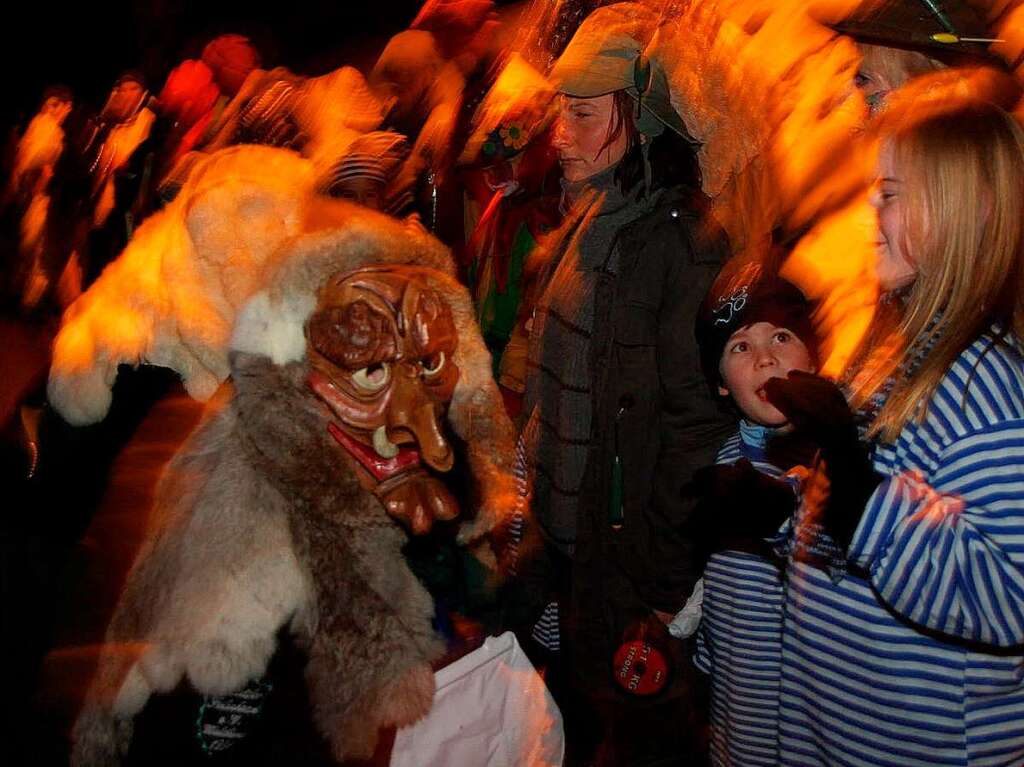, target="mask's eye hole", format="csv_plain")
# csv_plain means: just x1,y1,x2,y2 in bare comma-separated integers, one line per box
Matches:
422,351,446,377
352,362,390,392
